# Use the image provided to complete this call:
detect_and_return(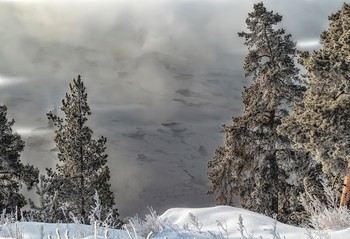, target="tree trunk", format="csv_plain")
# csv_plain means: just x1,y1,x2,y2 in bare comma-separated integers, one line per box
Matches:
340,161,350,207
269,153,279,215
78,85,86,221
